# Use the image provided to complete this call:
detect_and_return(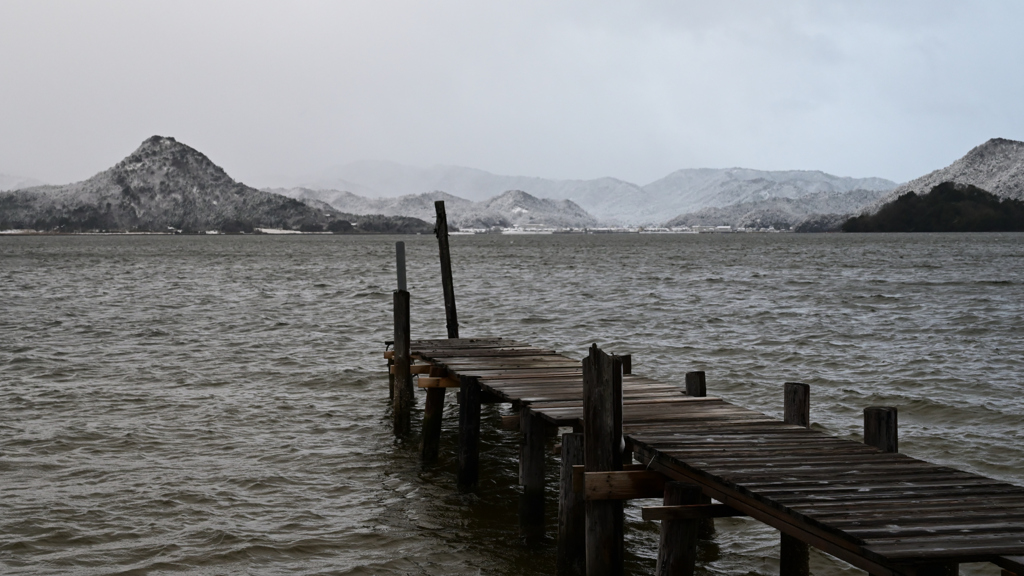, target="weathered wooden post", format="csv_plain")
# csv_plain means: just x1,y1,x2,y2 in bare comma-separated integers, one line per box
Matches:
434,200,459,339
656,481,702,576
583,344,623,576
419,364,446,462
781,383,811,576
520,407,546,543
685,371,706,397
392,242,413,437
684,371,714,539
784,382,810,428
396,240,407,292
457,375,481,491
558,432,586,576
864,406,897,453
